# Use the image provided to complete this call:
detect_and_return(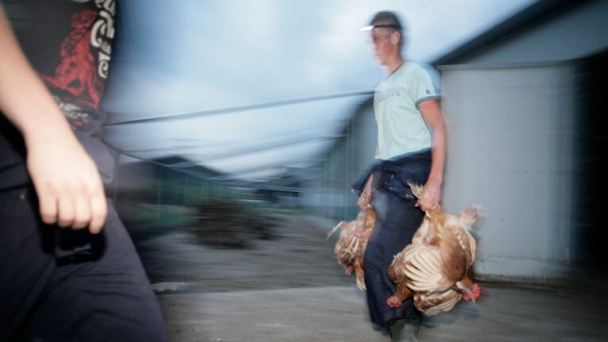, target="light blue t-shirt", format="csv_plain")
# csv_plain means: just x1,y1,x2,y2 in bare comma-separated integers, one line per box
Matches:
374,61,438,160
